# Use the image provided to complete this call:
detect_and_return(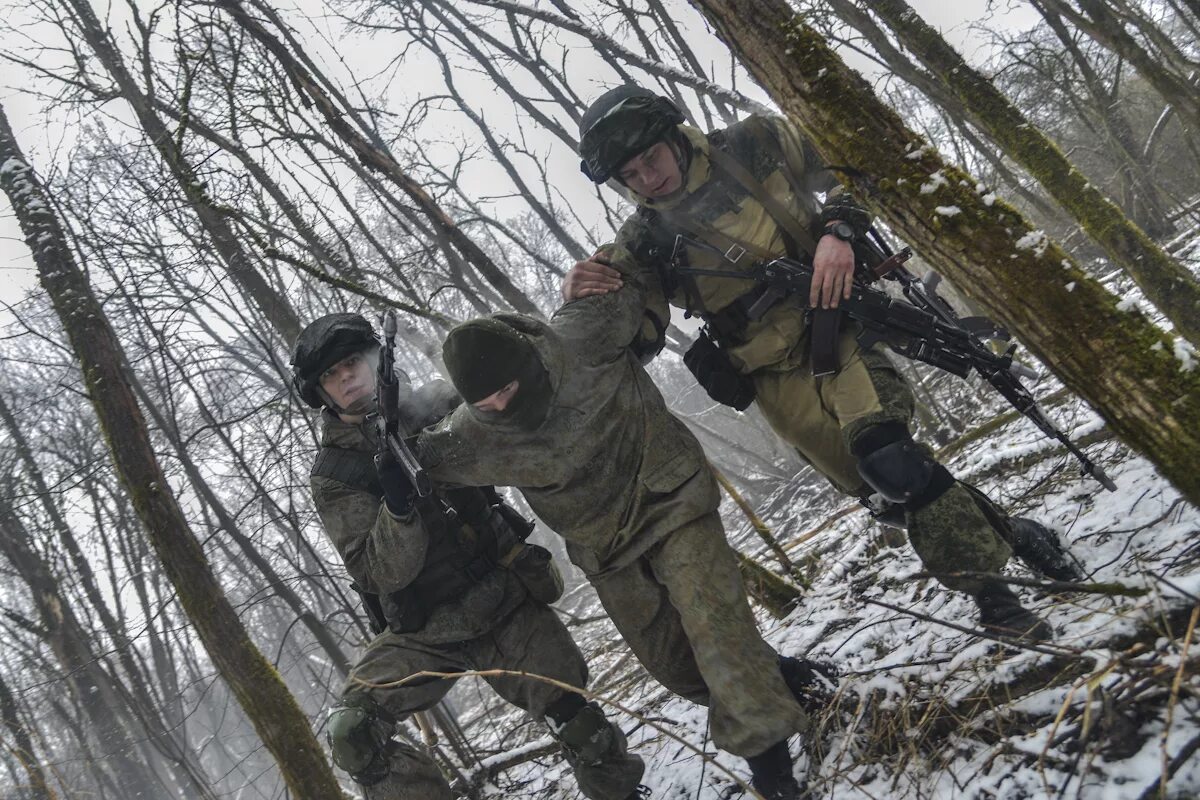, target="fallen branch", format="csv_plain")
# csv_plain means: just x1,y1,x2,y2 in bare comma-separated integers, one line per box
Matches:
912,571,1149,598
